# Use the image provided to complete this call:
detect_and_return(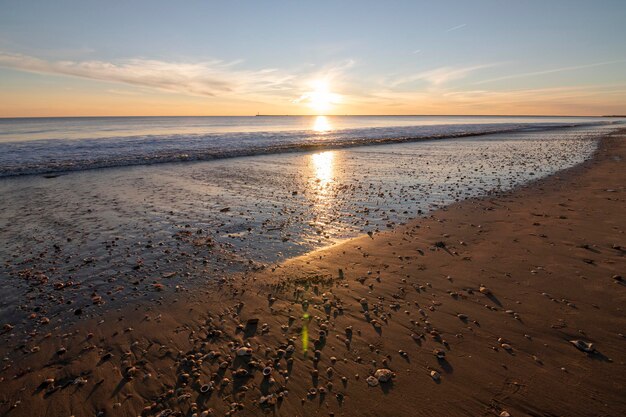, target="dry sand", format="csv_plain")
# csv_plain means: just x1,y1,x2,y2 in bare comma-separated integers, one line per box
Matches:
0,129,624,417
